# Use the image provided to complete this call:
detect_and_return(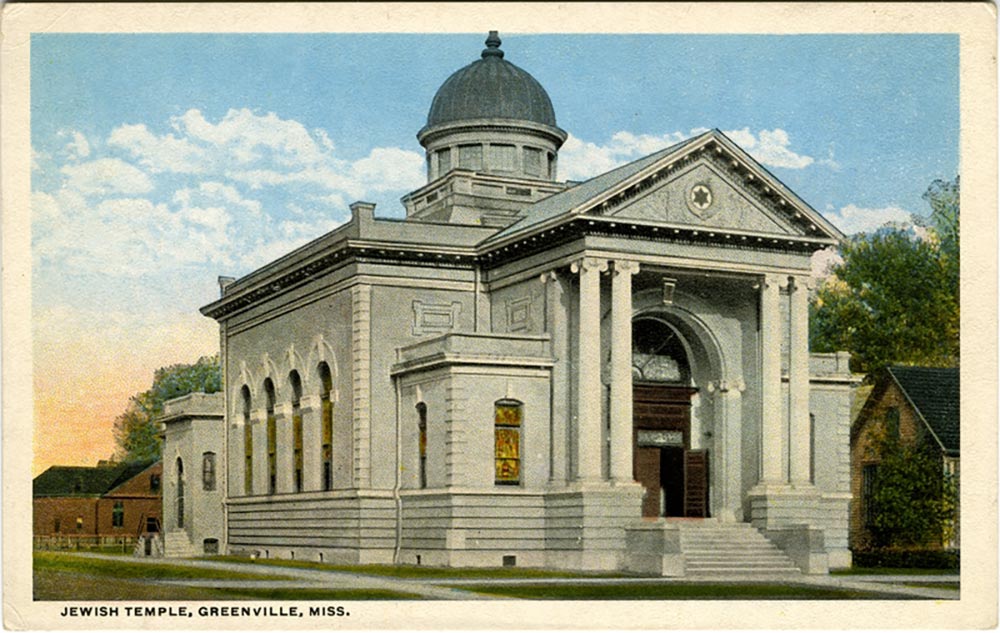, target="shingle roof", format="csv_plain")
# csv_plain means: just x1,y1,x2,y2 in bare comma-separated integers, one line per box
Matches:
888,366,960,454
484,133,704,244
33,461,157,497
